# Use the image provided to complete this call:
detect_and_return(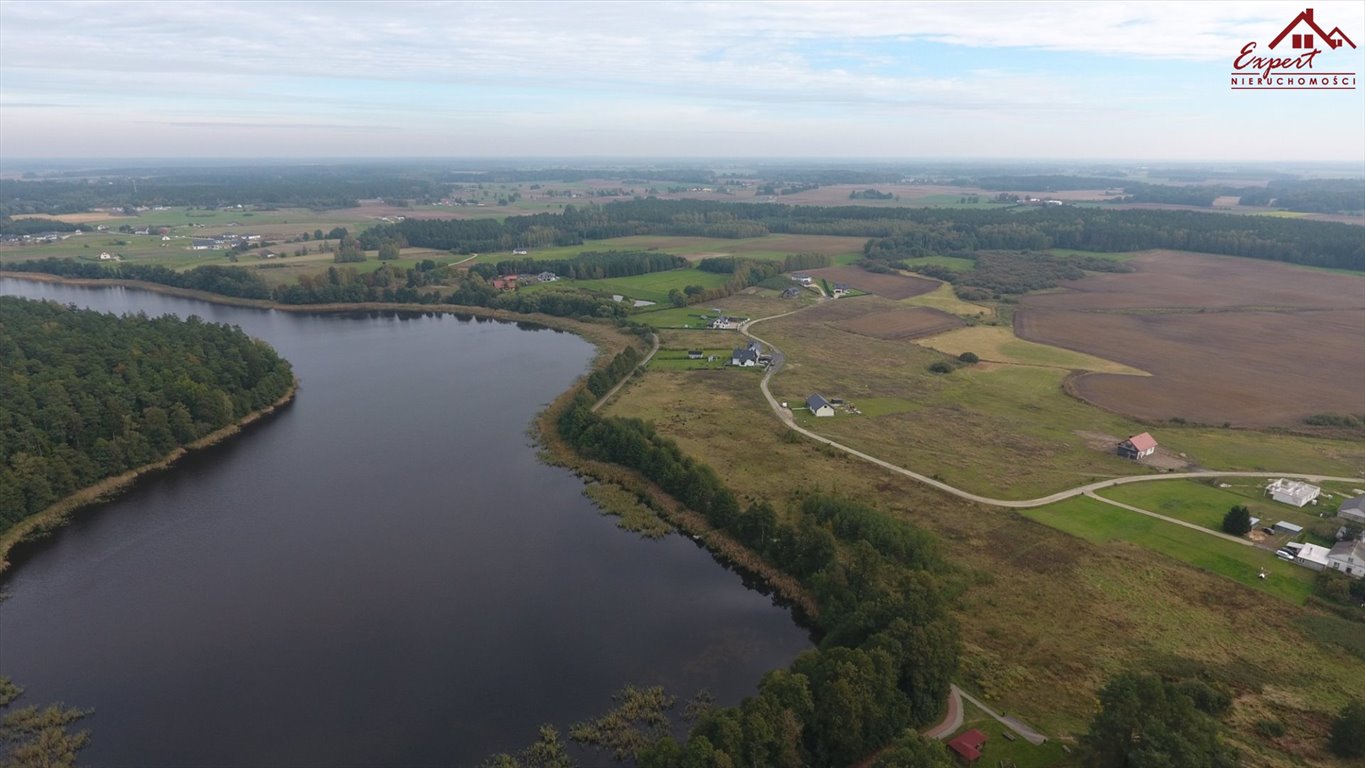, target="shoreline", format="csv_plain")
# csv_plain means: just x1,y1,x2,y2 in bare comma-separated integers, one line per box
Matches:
0,377,300,573
1,273,815,620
